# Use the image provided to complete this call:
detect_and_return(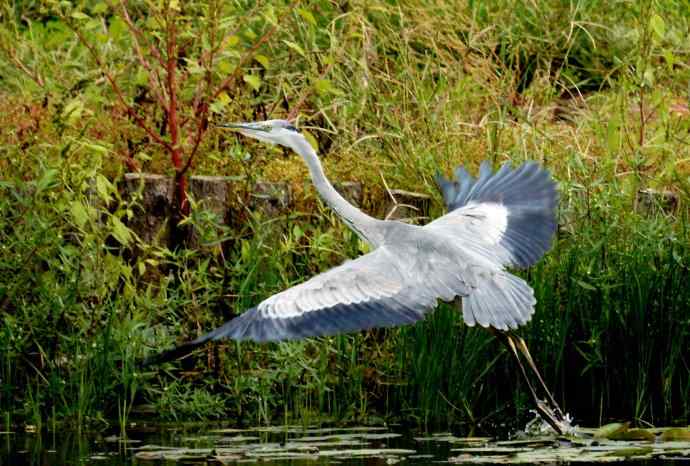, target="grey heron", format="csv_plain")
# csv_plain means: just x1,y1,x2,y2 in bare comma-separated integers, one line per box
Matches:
148,119,569,433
